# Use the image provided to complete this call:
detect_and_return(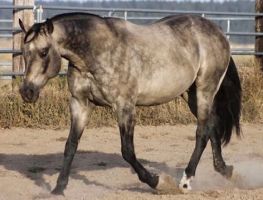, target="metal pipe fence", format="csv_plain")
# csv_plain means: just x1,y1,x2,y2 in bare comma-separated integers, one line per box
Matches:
0,5,262,77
